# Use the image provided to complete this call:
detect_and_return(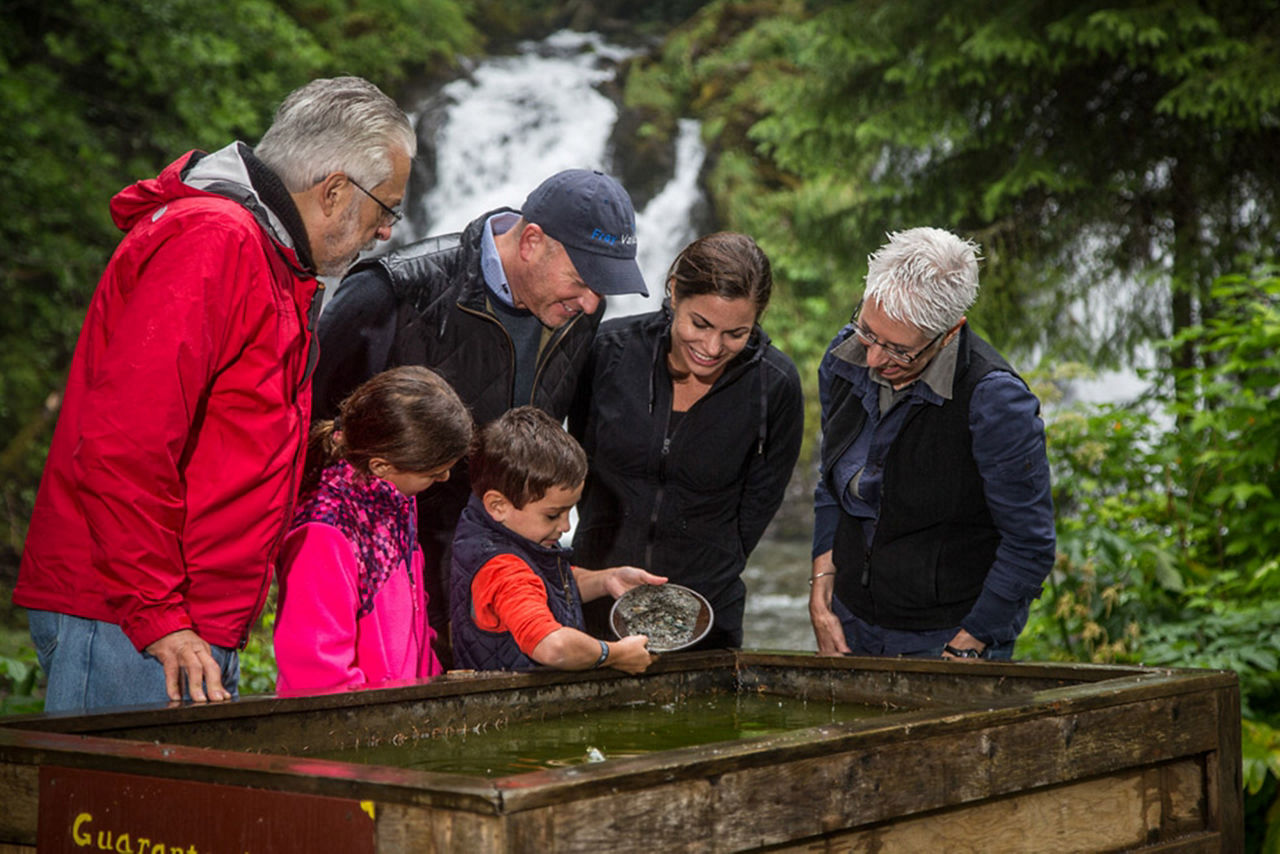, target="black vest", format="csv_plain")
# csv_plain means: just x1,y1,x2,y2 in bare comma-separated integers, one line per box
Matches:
449,495,585,671
372,210,600,430
825,326,1023,630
